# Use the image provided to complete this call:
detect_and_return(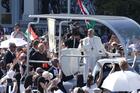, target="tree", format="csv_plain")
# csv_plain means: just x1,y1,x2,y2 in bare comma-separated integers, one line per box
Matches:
94,0,140,23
